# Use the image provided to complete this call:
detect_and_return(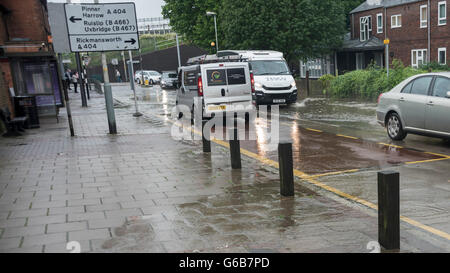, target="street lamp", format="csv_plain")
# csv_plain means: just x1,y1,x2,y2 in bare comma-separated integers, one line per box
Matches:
206,11,218,53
